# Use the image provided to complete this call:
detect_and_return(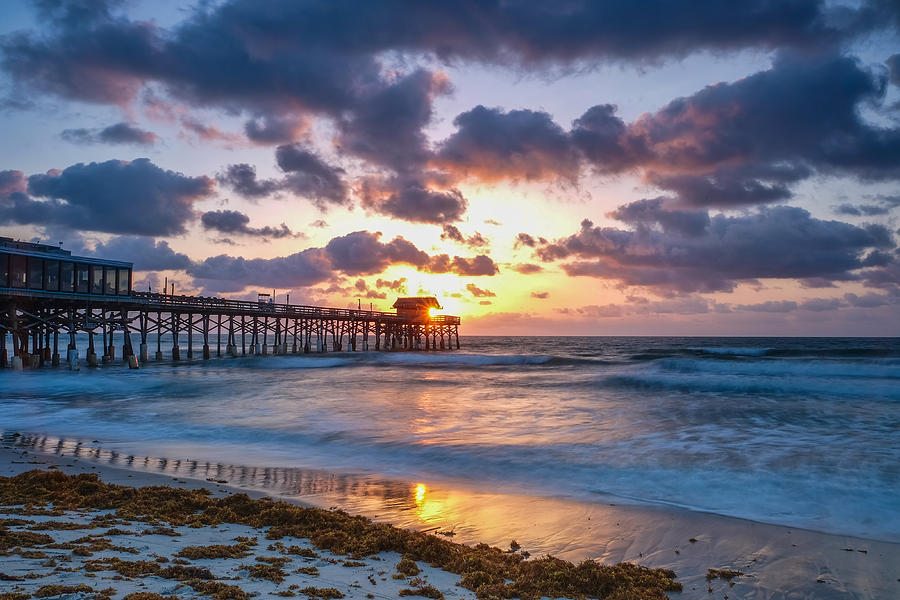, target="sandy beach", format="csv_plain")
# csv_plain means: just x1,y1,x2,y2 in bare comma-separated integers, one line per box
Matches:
2,436,898,600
